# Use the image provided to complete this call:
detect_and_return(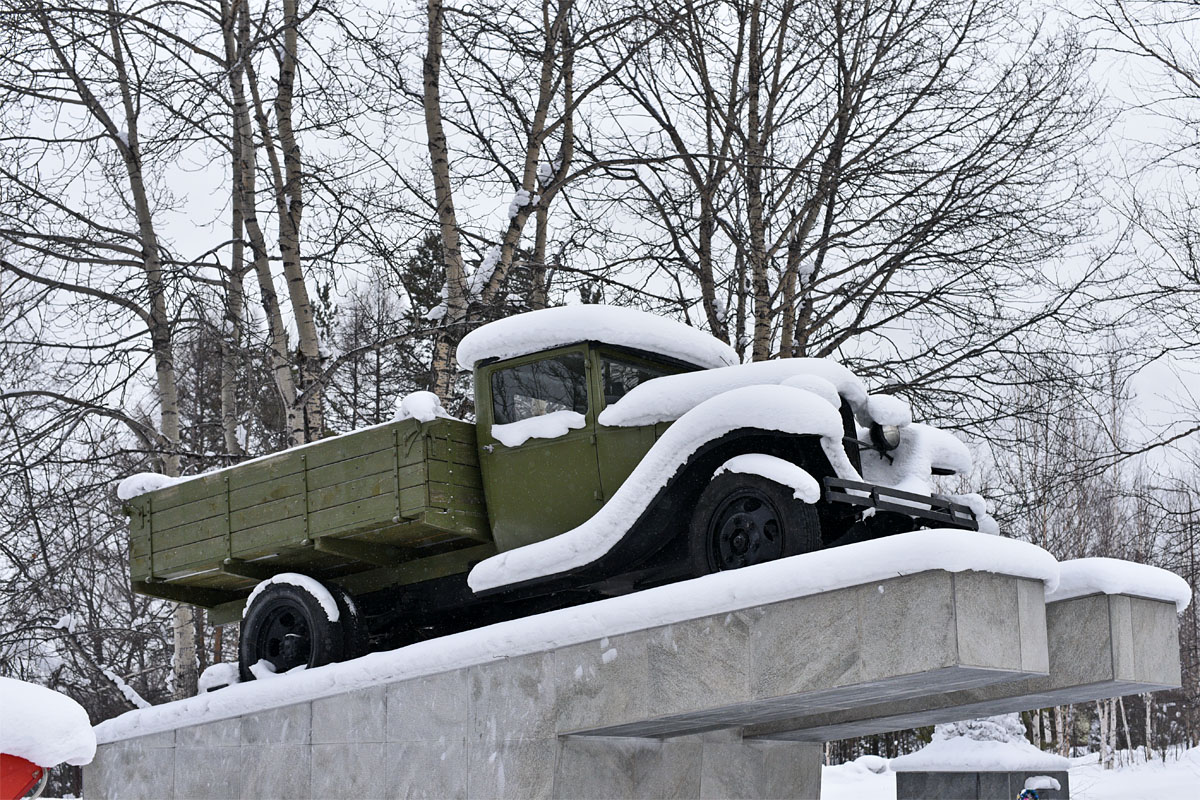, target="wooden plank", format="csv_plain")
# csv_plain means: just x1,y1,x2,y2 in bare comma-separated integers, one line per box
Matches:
148,515,230,553
225,452,304,491
396,462,430,491
151,492,226,533
131,554,151,581
153,537,227,576
307,448,396,491
426,437,478,466
308,472,394,514
307,493,396,537
229,495,305,532
398,485,430,516
428,484,486,511
425,417,478,445
130,536,150,559
304,423,414,470
230,516,307,558
425,459,483,489
147,472,226,511
228,471,305,512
